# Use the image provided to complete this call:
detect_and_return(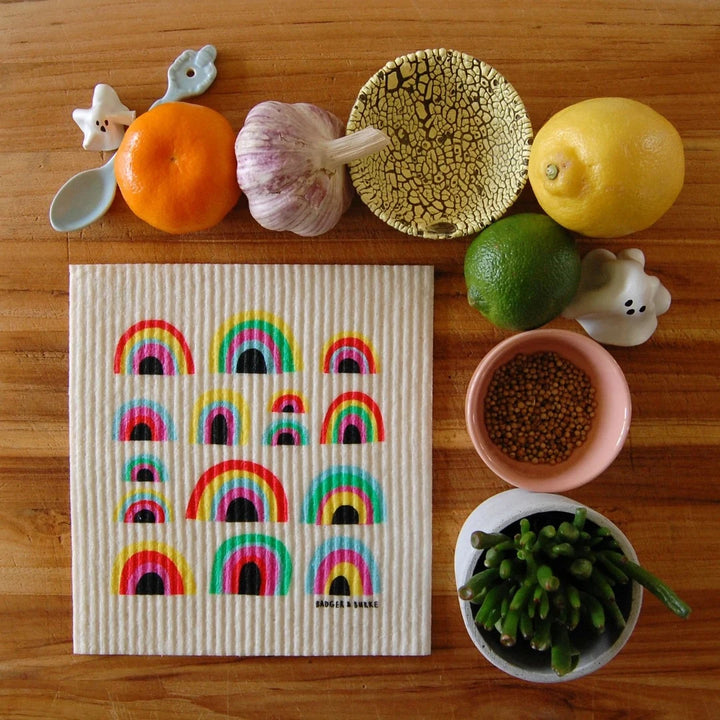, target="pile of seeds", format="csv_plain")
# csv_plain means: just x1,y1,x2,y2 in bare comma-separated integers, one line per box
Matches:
484,351,597,464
